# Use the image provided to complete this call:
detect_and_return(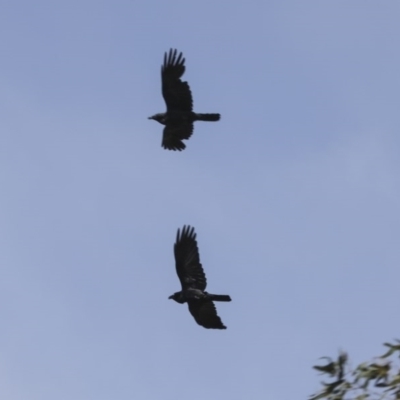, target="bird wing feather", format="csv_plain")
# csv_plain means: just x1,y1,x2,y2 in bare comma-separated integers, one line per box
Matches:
188,301,226,329
162,49,193,112
174,225,207,291
162,123,193,151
